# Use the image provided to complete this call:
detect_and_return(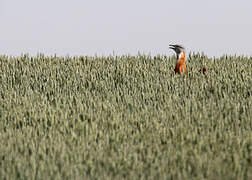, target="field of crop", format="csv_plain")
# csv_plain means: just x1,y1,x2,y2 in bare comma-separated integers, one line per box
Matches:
0,53,251,179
